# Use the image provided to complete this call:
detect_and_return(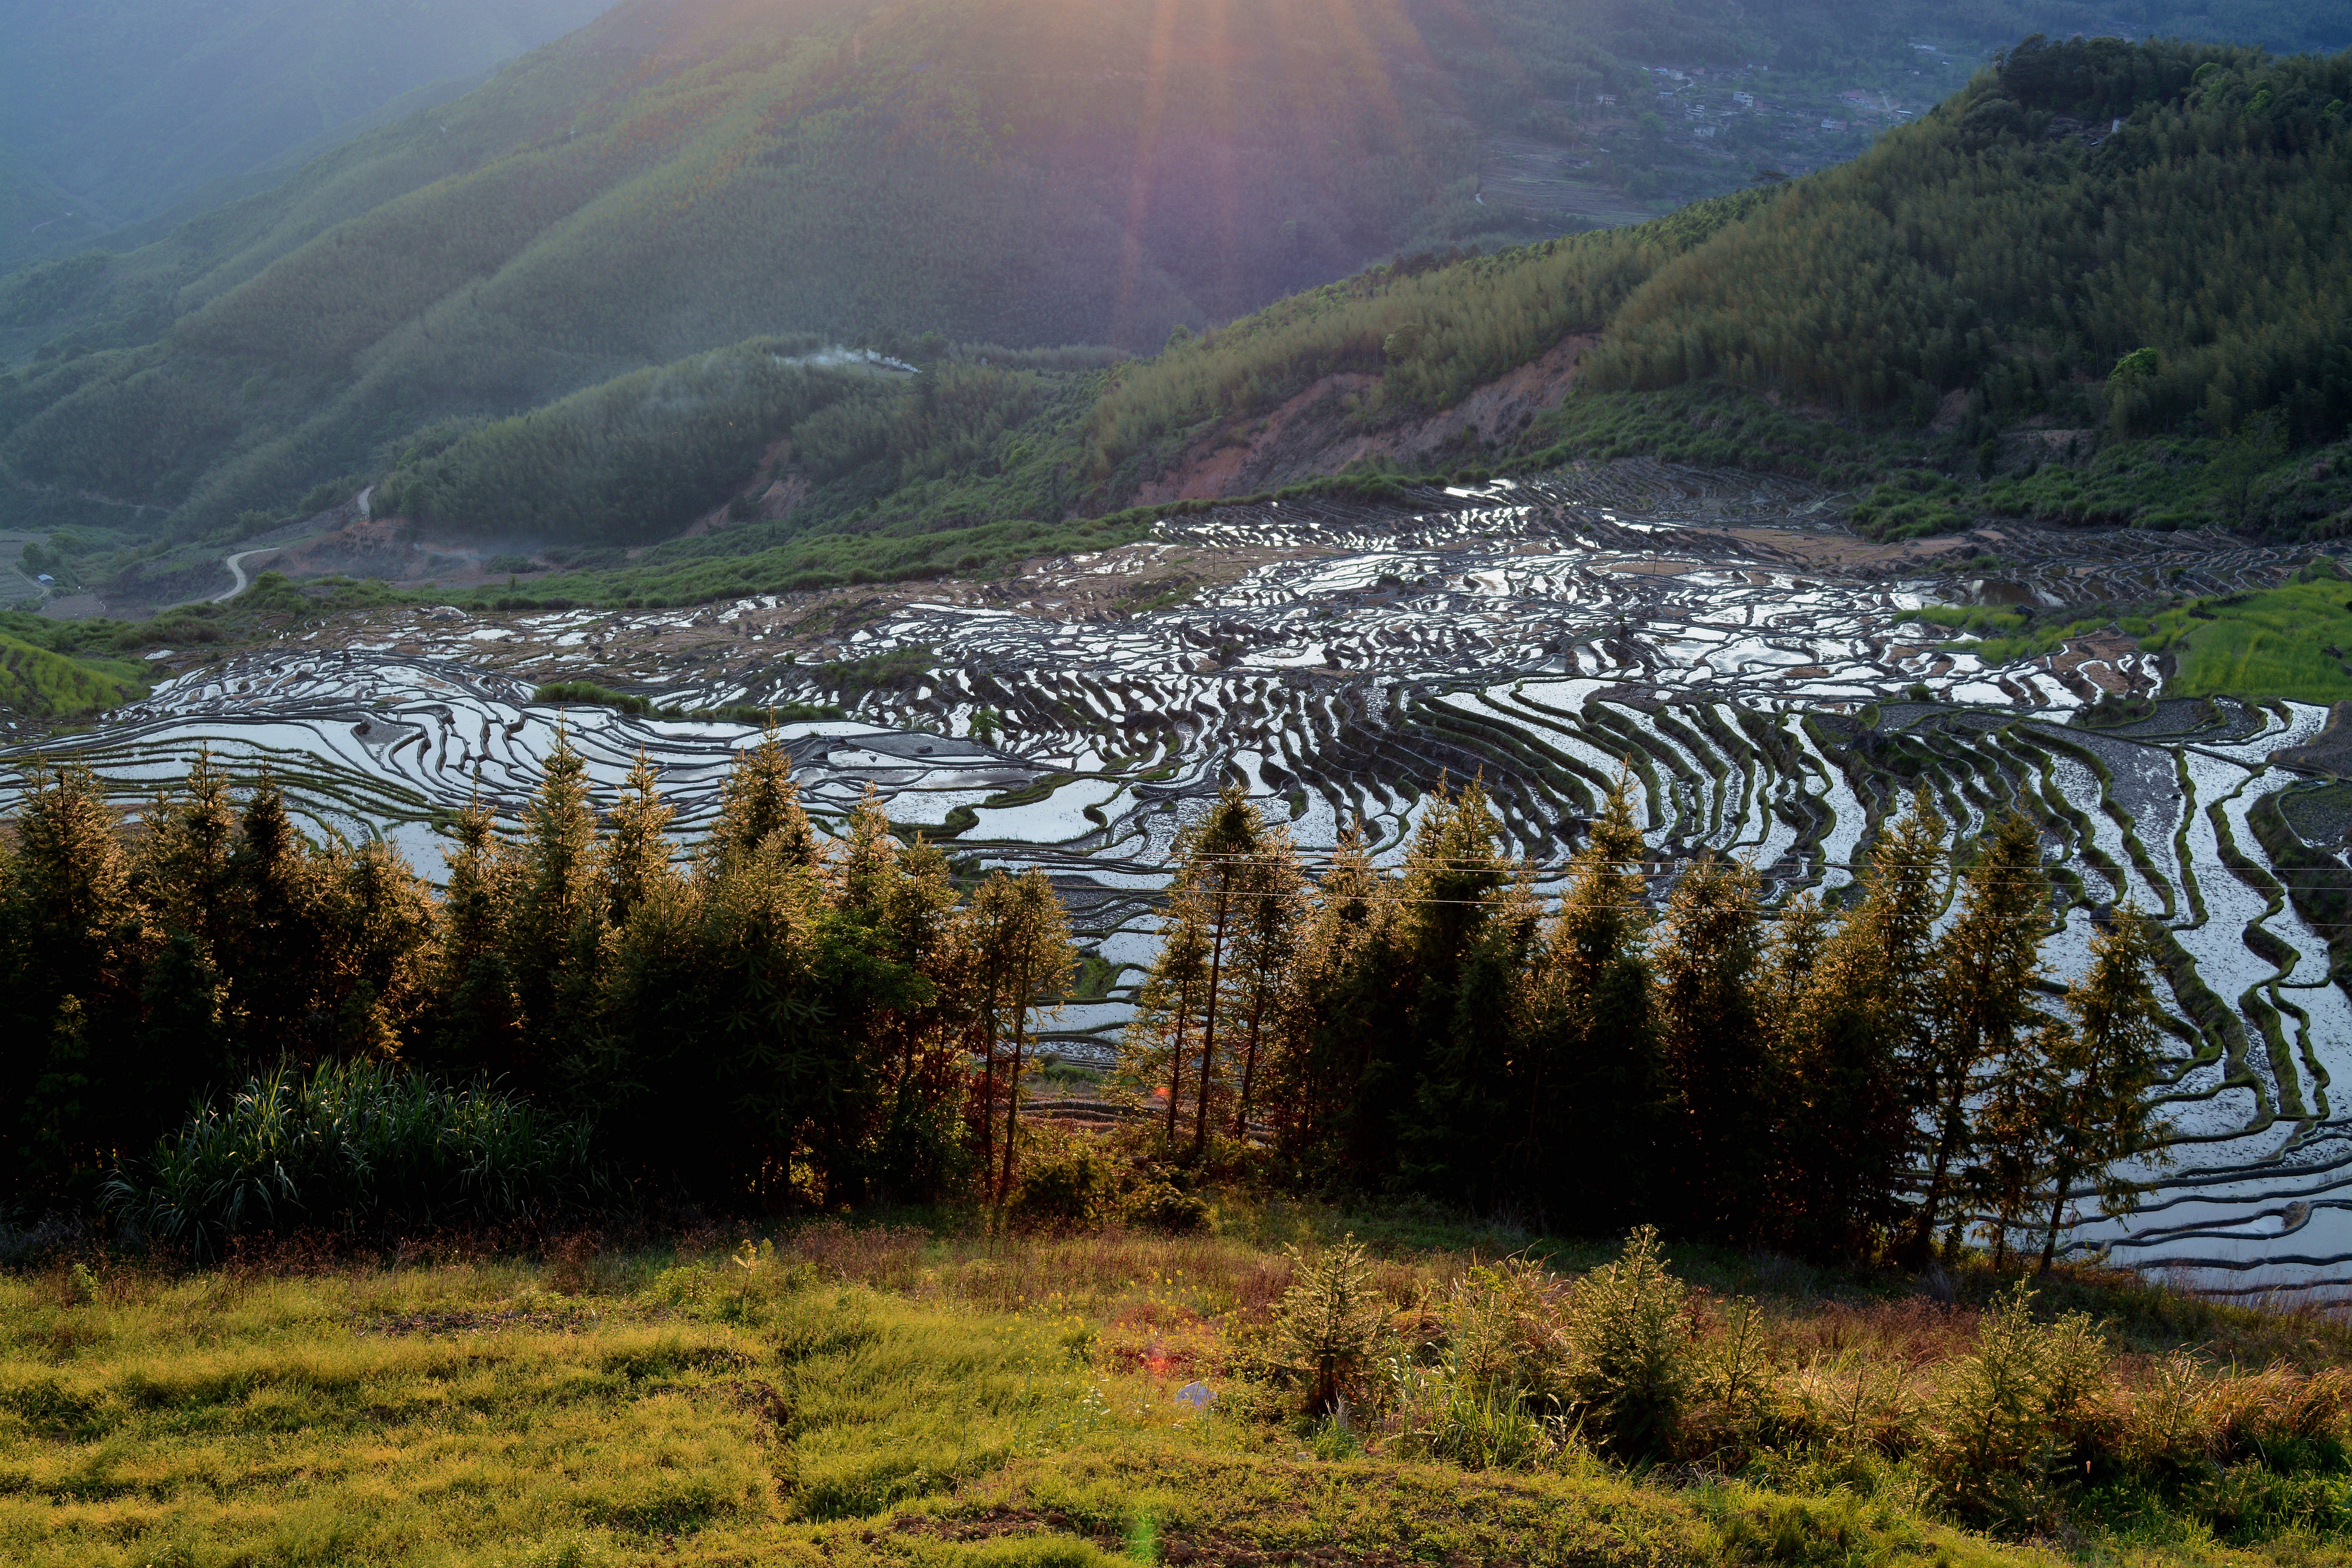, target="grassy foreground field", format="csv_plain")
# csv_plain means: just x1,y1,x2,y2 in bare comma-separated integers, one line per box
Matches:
7,1216,2352,1568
